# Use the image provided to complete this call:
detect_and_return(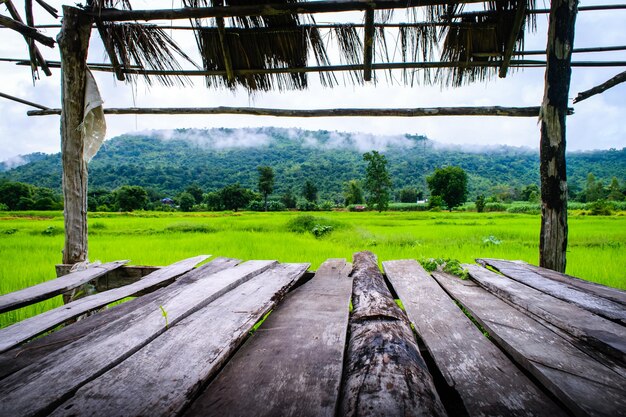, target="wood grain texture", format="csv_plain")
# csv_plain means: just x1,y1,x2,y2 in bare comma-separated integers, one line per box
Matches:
434,271,626,417
383,260,565,417
465,264,626,365
0,260,127,313
477,259,626,323
58,5,92,264
186,259,352,417
478,259,626,306
0,255,209,354
51,263,309,417
0,258,239,381
538,0,577,272
0,260,276,417
29,105,554,117
339,251,447,417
